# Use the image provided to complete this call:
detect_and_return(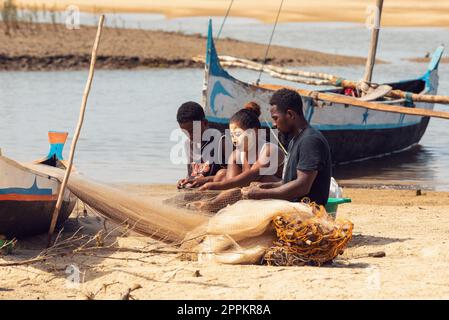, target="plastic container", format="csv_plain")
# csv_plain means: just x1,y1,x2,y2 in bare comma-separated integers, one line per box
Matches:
325,197,352,219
